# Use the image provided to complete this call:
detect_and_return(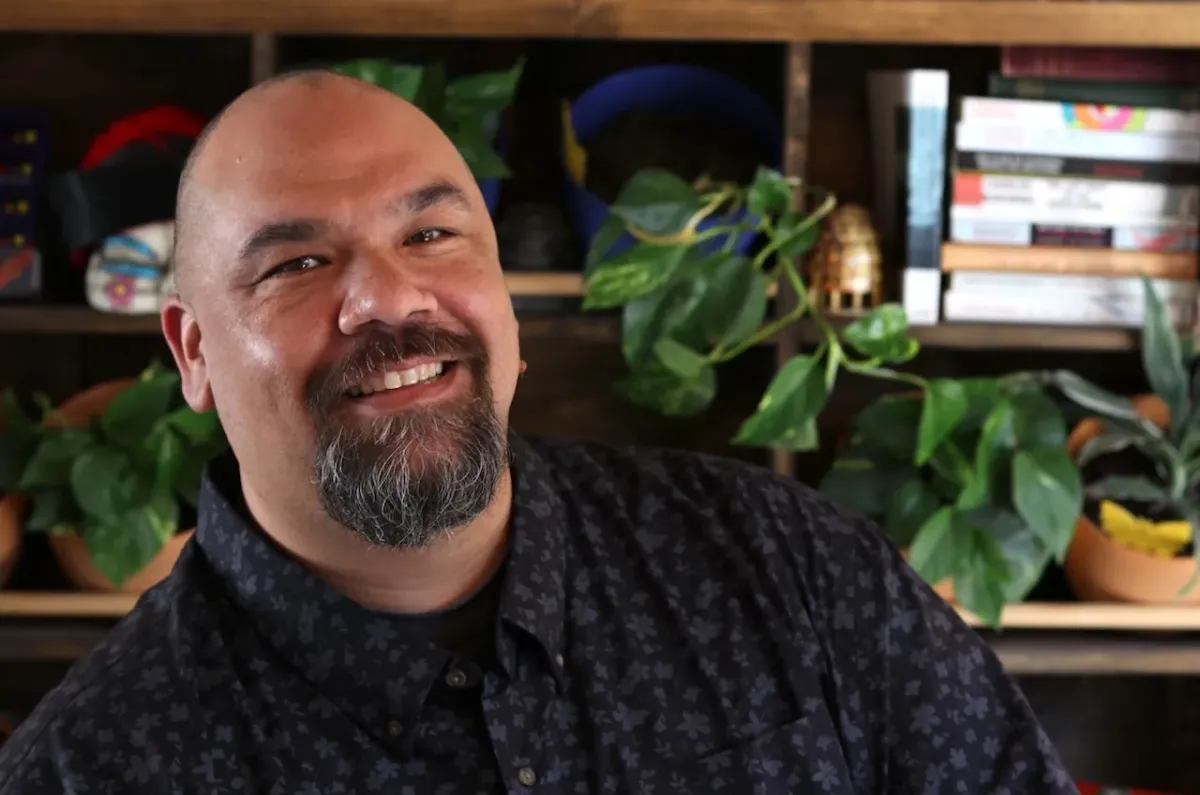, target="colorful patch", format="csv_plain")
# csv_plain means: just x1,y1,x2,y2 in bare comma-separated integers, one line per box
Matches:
1061,103,1148,132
